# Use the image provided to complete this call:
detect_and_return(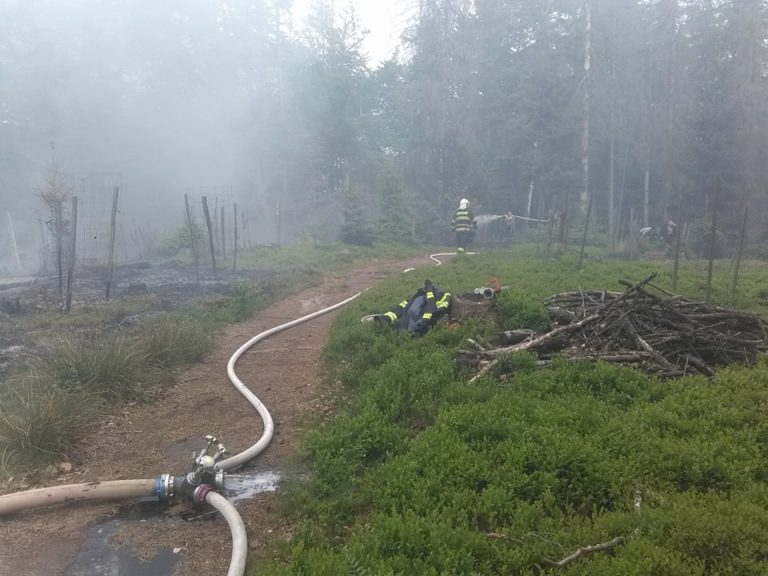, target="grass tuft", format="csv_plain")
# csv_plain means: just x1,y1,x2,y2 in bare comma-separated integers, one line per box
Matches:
140,316,213,366
32,335,152,403
0,377,102,470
